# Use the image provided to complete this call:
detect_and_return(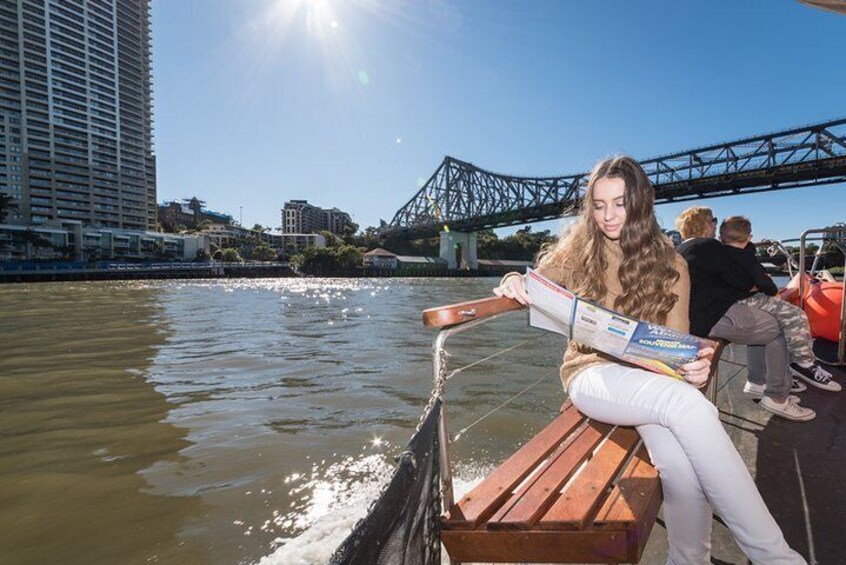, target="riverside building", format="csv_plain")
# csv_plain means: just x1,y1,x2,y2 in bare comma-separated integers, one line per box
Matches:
205,223,325,257
281,200,354,235
0,0,156,230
